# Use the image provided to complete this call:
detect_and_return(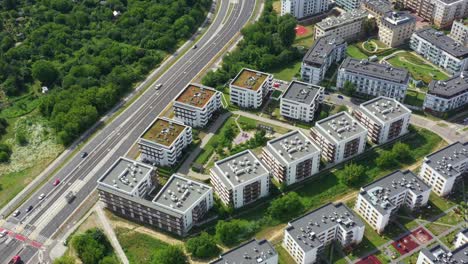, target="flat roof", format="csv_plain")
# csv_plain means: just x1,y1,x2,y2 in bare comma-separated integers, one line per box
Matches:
424,141,468,179
266,130,320,165
361,0,393,15
97,157,154,195
340,57,410,84
428,72,468,98
231,68,270,91
140,118,187,147
381,11,415,28
286,203,364,251
210,239,277,264
213,150,269,188
420,243,468,263
317,9,368,30
315,111,367,143
282,80,323,106
175,84,217,108
152,174,211,213
413,28,468,59
303,35,345,67
360,96,411,123
360,170,430,215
